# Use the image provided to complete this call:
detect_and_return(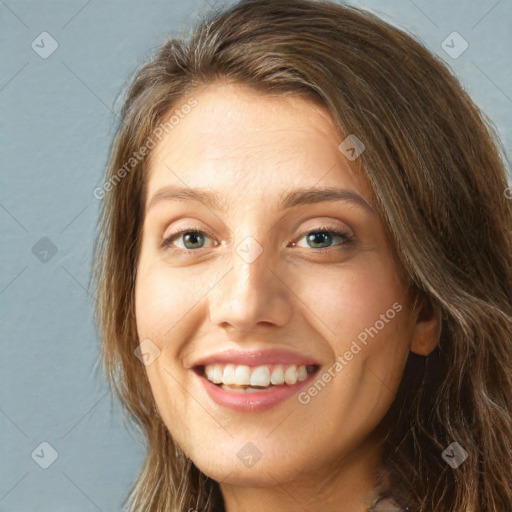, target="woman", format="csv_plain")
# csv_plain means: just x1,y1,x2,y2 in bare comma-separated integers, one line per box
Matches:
91,0,512,511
